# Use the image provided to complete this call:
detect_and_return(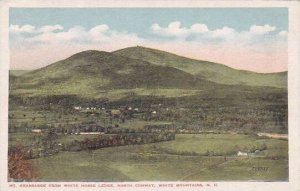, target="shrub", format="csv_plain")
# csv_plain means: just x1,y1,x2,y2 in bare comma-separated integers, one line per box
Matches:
8,145,37,181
